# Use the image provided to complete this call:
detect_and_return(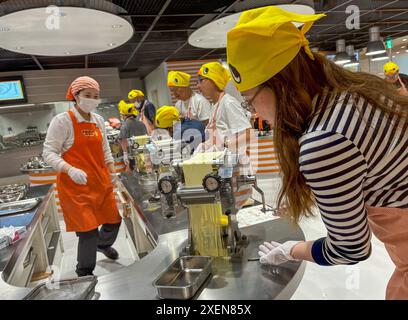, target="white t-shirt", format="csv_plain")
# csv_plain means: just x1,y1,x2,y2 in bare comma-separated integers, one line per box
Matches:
175,92,212,121
208,93,252,135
